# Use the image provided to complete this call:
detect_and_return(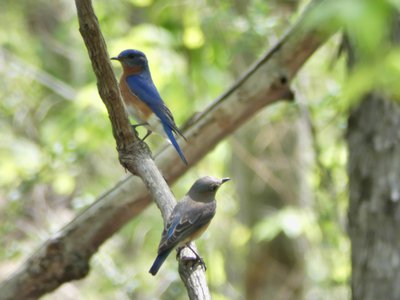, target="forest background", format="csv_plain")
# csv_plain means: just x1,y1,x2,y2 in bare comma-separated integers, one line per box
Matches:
0,0,399,299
